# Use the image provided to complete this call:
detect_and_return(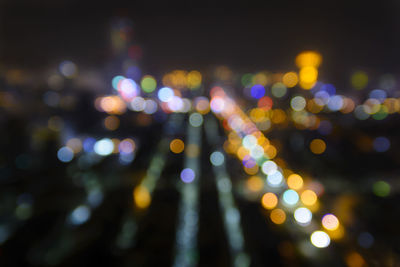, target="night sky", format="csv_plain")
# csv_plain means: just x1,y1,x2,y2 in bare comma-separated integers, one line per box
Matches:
2,0,400,78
